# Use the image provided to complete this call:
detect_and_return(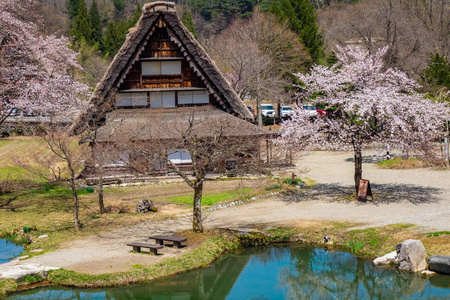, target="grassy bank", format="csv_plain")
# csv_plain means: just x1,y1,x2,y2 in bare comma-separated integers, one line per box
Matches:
1,222,449,298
